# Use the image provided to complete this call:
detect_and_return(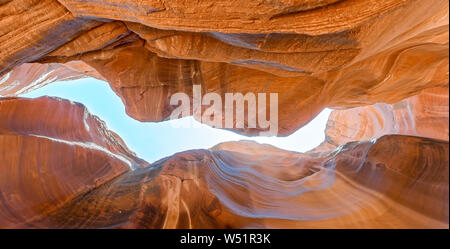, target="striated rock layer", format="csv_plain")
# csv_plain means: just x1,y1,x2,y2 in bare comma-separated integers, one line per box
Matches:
0,0,448,229
0,0,448,135
0,0,100,75
0,97,147,228
0,62,104,96
0,97,448,229
313,86,449,152
2,133,448,228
